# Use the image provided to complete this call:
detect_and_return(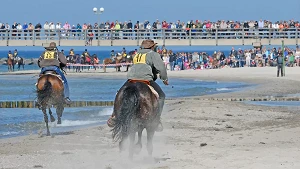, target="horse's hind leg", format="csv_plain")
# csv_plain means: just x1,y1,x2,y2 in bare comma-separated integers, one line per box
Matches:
56,105,64,124
146,128,155,157
119,139,126,152
48,108,55,122
42,108,50,136
128,132,136,160
134,126,143,154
